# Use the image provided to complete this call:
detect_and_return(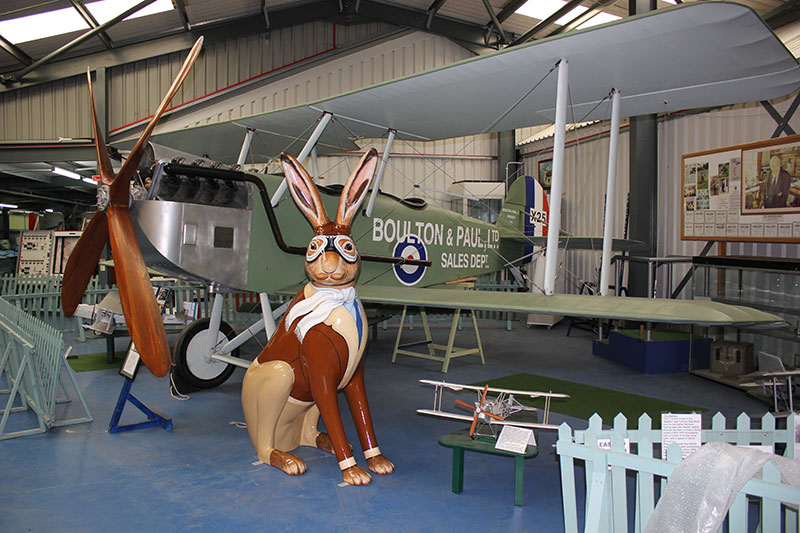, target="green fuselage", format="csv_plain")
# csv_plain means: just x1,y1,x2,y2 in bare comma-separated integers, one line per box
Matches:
245,172,519,293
